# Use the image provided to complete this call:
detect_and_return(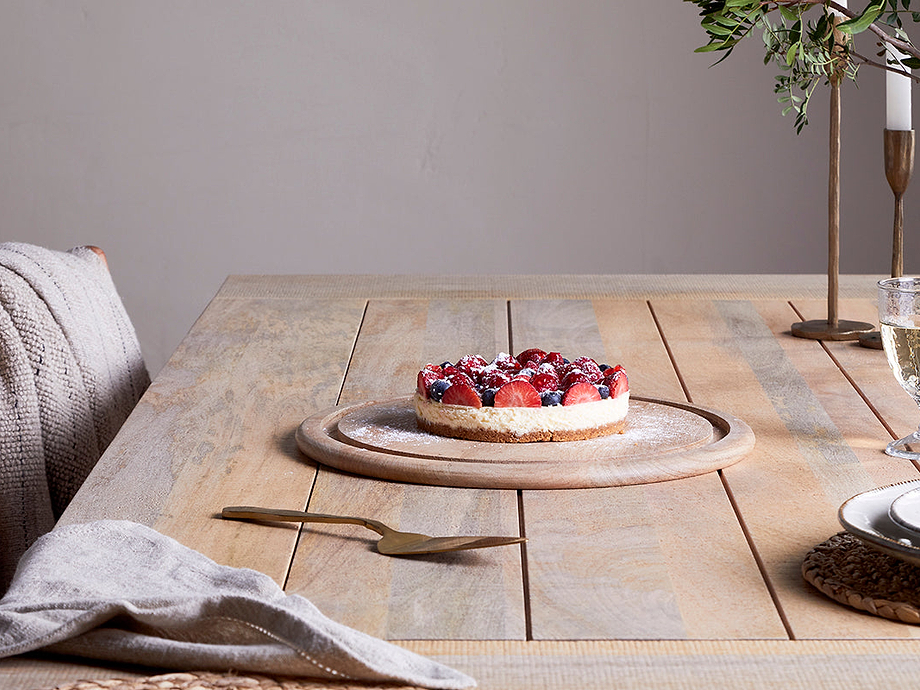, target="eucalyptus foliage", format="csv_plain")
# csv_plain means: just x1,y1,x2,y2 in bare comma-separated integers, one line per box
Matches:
687,0,920,132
